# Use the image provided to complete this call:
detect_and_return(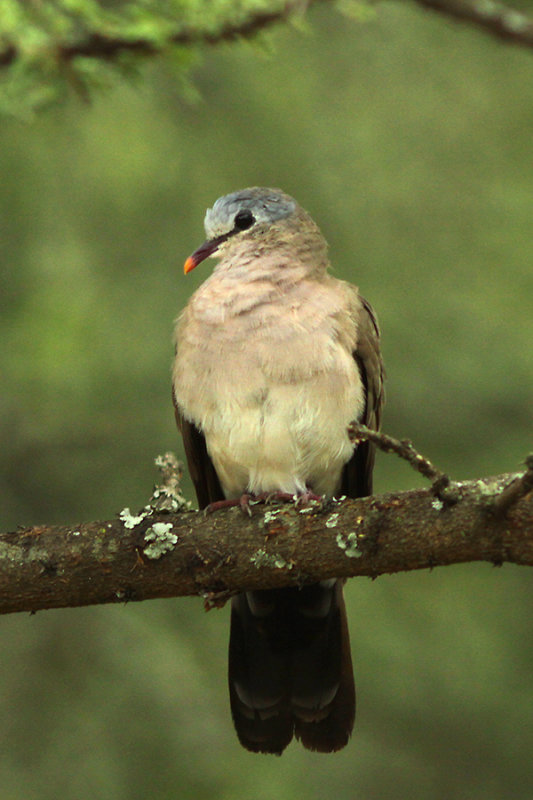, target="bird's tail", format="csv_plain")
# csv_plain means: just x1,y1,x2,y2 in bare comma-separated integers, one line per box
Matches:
228,580,355,755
